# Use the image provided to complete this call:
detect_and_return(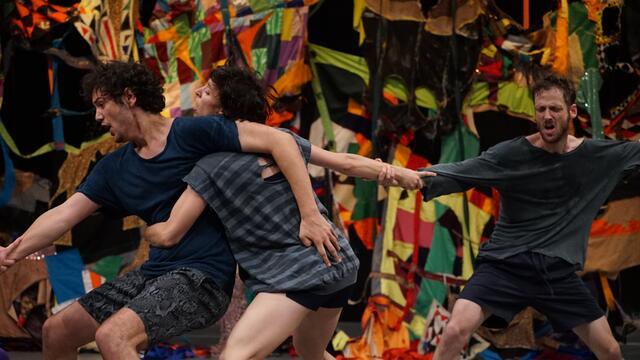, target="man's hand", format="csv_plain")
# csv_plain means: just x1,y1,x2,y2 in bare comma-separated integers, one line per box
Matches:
299,212,341,267
144,223,177,248
0,237,23,273
377,164,436,190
